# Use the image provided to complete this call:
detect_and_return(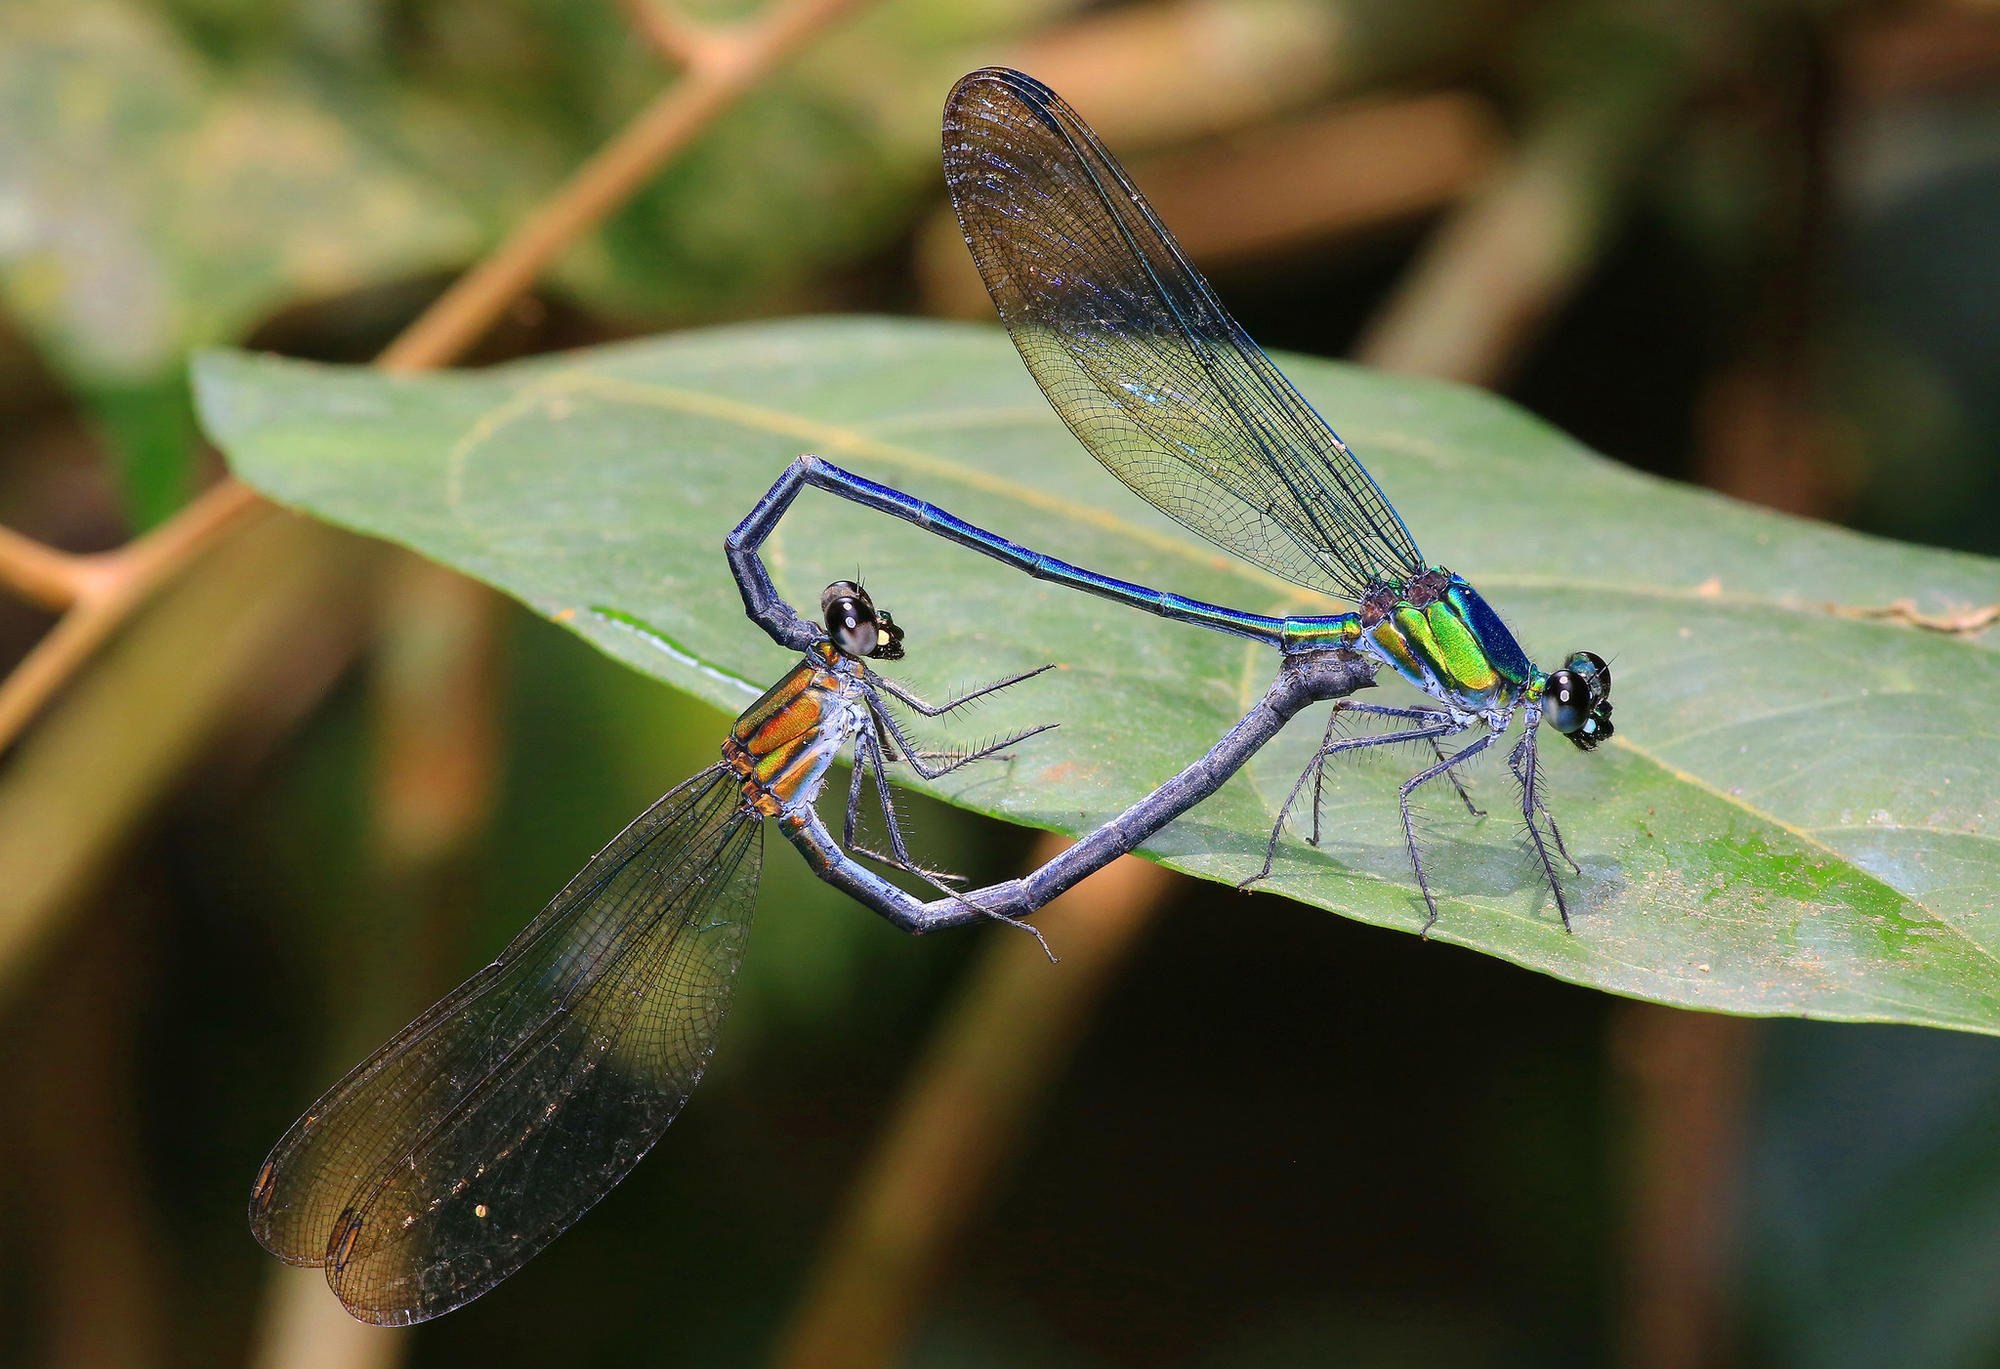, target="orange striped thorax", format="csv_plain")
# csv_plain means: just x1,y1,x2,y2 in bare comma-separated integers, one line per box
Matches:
722,642,869,818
